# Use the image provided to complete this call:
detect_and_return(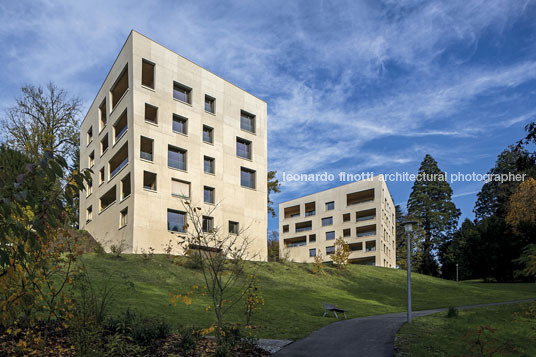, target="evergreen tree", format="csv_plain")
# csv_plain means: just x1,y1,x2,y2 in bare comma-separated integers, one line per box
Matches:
395,204,423,270
407,154,460,276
